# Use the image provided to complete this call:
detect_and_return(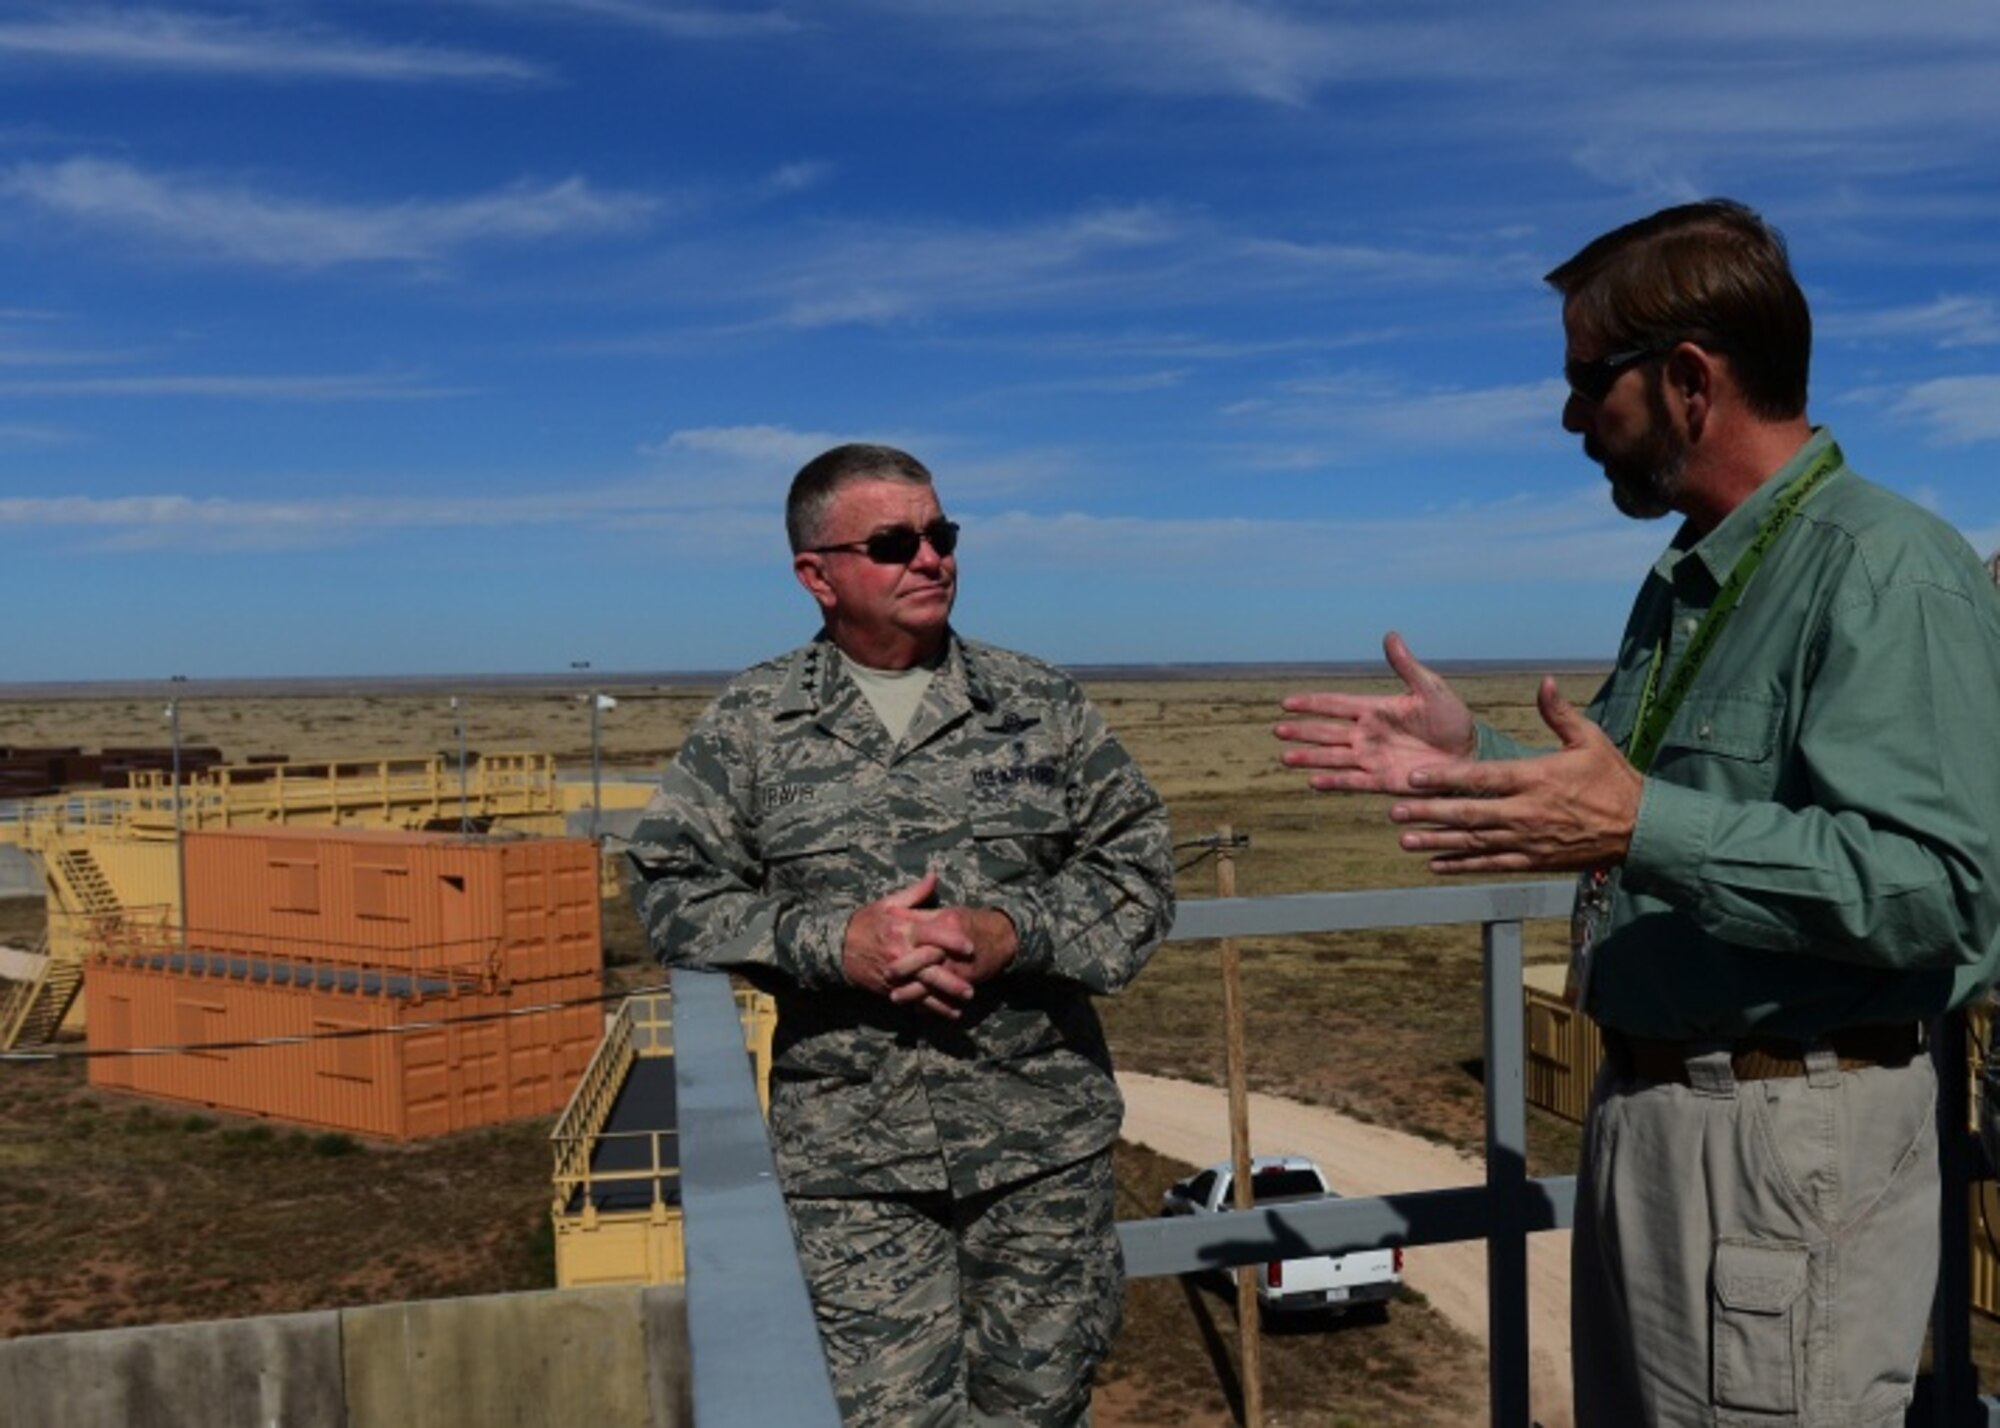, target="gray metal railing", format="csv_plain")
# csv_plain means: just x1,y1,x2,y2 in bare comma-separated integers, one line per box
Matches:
670,968,842,1427
670,883,1997,1427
